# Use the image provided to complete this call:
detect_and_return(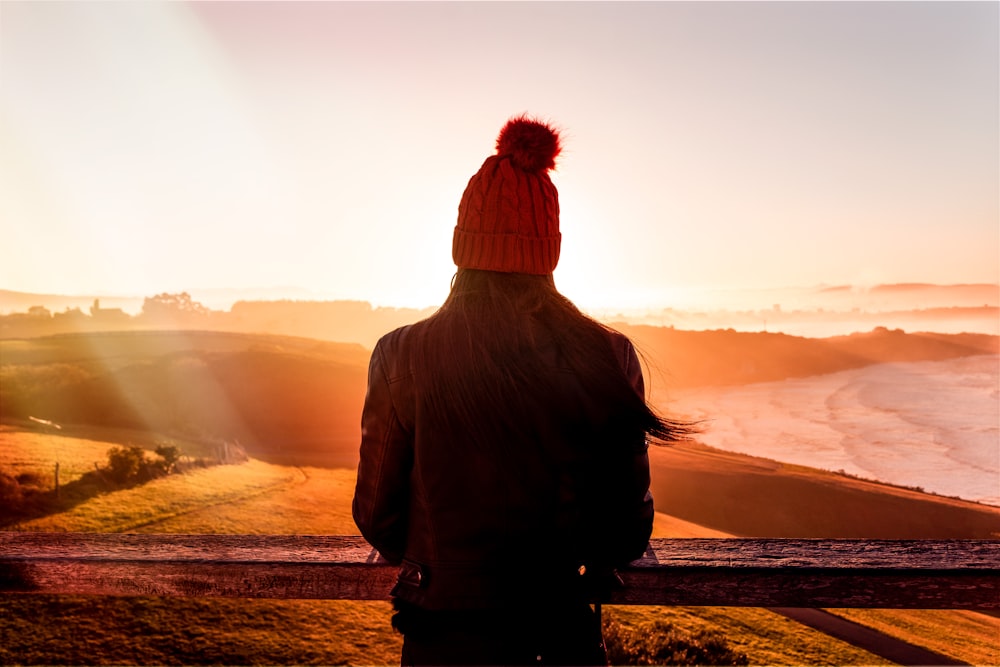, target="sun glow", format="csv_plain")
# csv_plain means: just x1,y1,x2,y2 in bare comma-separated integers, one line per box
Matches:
1,2,996,307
